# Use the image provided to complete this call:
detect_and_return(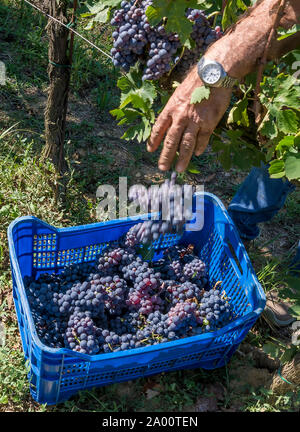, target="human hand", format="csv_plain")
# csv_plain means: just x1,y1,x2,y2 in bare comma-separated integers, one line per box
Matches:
147,66,233,172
